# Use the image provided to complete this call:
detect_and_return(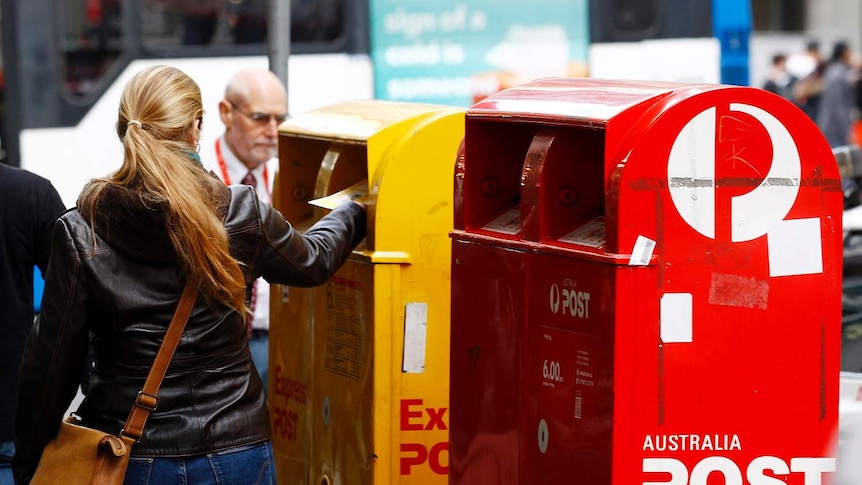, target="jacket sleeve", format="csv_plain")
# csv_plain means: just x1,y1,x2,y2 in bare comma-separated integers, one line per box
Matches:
13,217,93,485
255,196,367,287
33,183,67,276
